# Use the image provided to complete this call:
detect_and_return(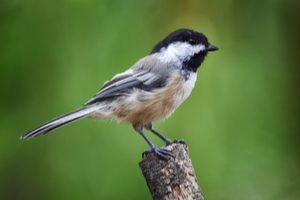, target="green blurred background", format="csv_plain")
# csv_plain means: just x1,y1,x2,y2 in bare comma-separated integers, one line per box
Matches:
1,0,299,199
